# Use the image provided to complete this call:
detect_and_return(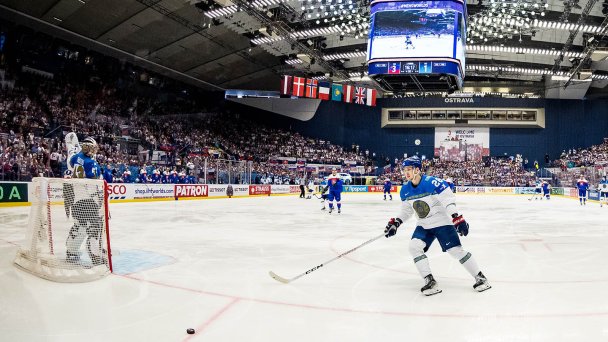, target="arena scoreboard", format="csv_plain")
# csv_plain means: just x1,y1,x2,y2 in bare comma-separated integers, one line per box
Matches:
366,0,467,93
